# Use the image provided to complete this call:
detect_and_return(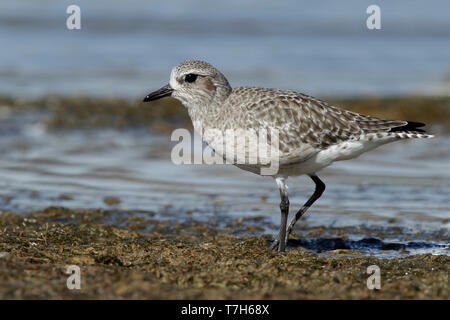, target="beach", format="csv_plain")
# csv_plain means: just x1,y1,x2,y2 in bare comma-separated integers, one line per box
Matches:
0,95,448,299
1,0,449,300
